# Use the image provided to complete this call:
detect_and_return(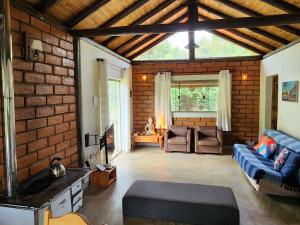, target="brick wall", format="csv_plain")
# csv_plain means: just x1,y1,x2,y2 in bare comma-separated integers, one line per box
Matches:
0,7,79,189
132,58,260,145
